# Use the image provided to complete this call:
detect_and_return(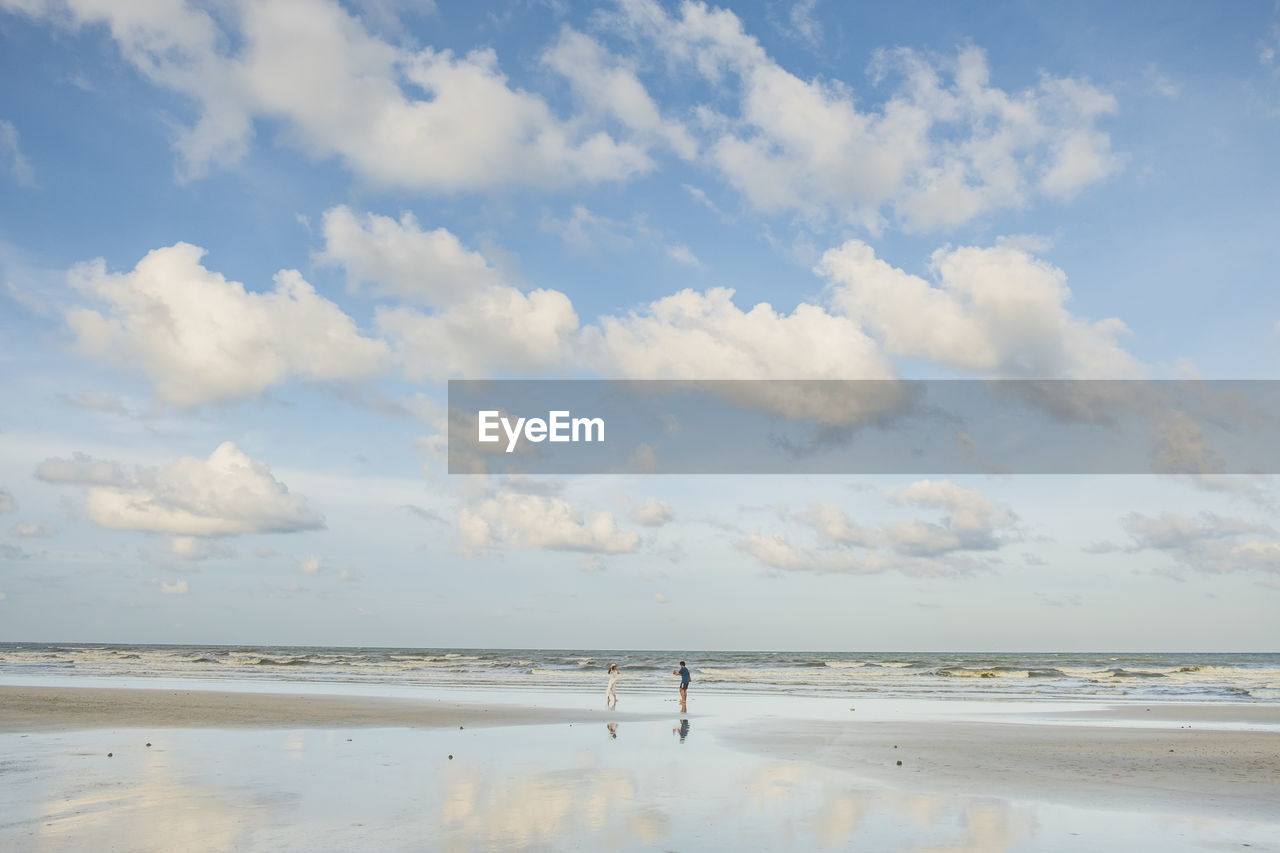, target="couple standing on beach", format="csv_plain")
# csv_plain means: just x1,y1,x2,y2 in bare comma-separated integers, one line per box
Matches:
605,661,691,709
